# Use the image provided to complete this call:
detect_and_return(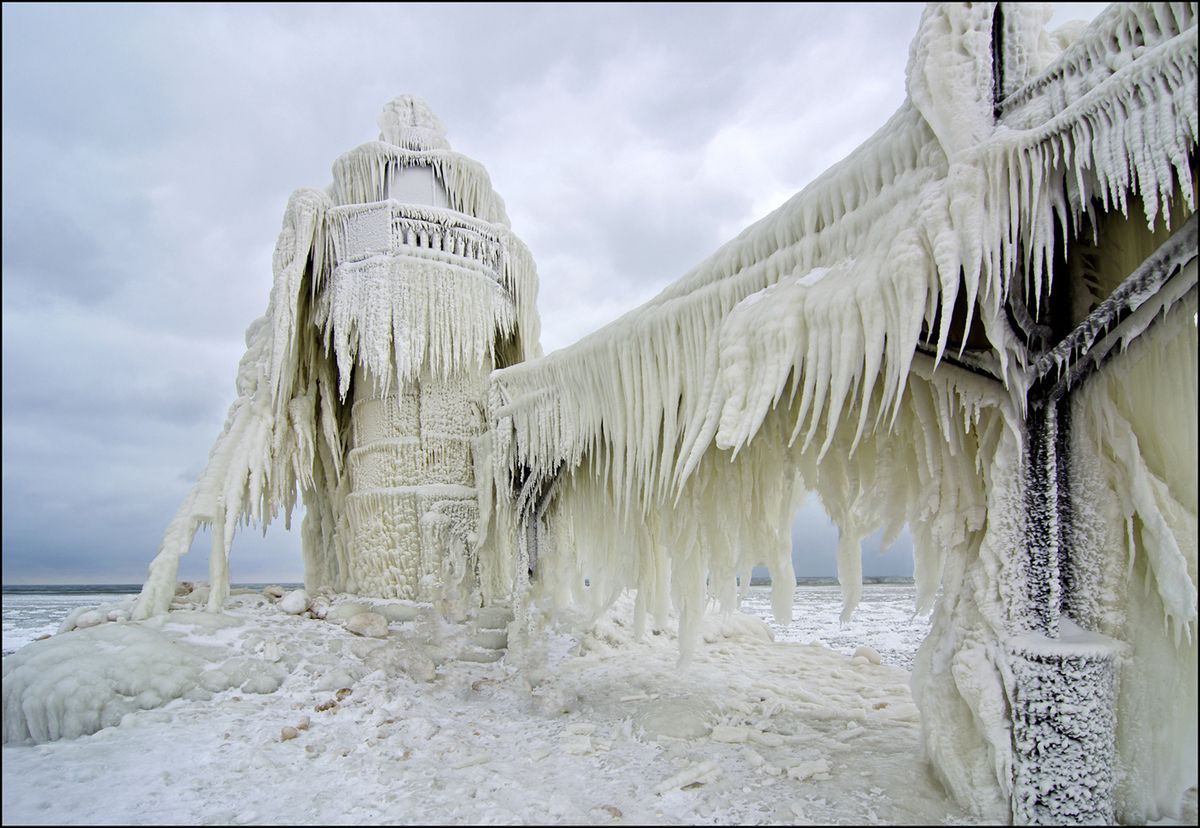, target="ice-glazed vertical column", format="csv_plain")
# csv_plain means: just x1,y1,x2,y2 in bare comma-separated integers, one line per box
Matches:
316,94,535,605
344,365,423,598
344,362,488,600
